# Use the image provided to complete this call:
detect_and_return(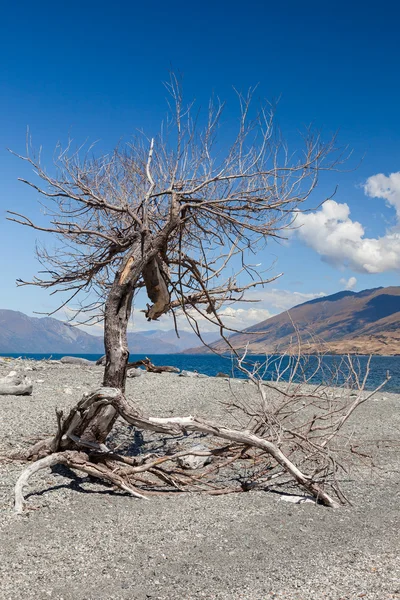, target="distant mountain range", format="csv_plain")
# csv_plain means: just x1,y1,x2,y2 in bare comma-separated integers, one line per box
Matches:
0,310,215,354
3,287,400,356
185,286,400,355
